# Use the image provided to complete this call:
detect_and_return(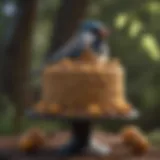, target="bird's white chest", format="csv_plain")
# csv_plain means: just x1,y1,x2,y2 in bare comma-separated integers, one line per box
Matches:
97,43,110,63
